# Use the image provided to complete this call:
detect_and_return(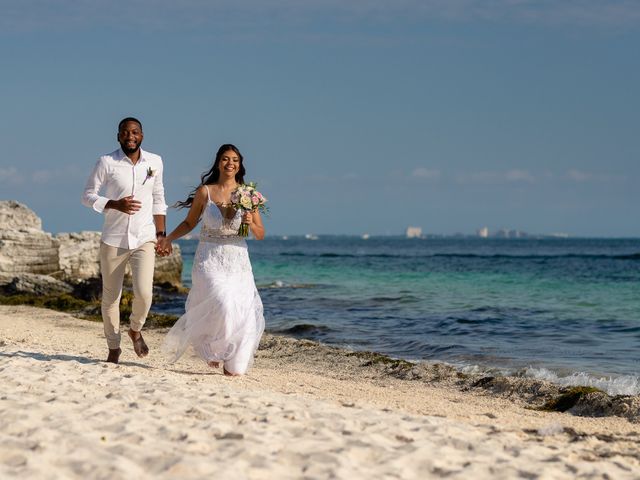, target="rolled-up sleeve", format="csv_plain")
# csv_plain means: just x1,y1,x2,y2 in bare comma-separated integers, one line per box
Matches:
152,159,168,215
82,158,110,213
